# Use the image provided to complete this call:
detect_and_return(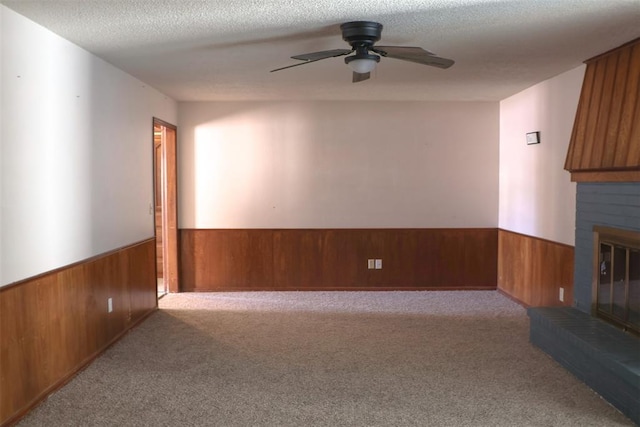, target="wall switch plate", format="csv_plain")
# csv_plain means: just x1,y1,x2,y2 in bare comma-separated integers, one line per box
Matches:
375,259,382,269
559,287,564,302
368,259,375,269
526,131,540,145
108,297,113,313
